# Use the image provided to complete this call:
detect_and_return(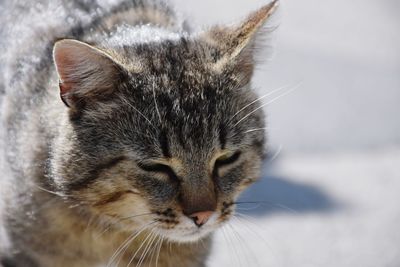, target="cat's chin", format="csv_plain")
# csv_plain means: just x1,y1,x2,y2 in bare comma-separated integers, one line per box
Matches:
154,225,216,243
